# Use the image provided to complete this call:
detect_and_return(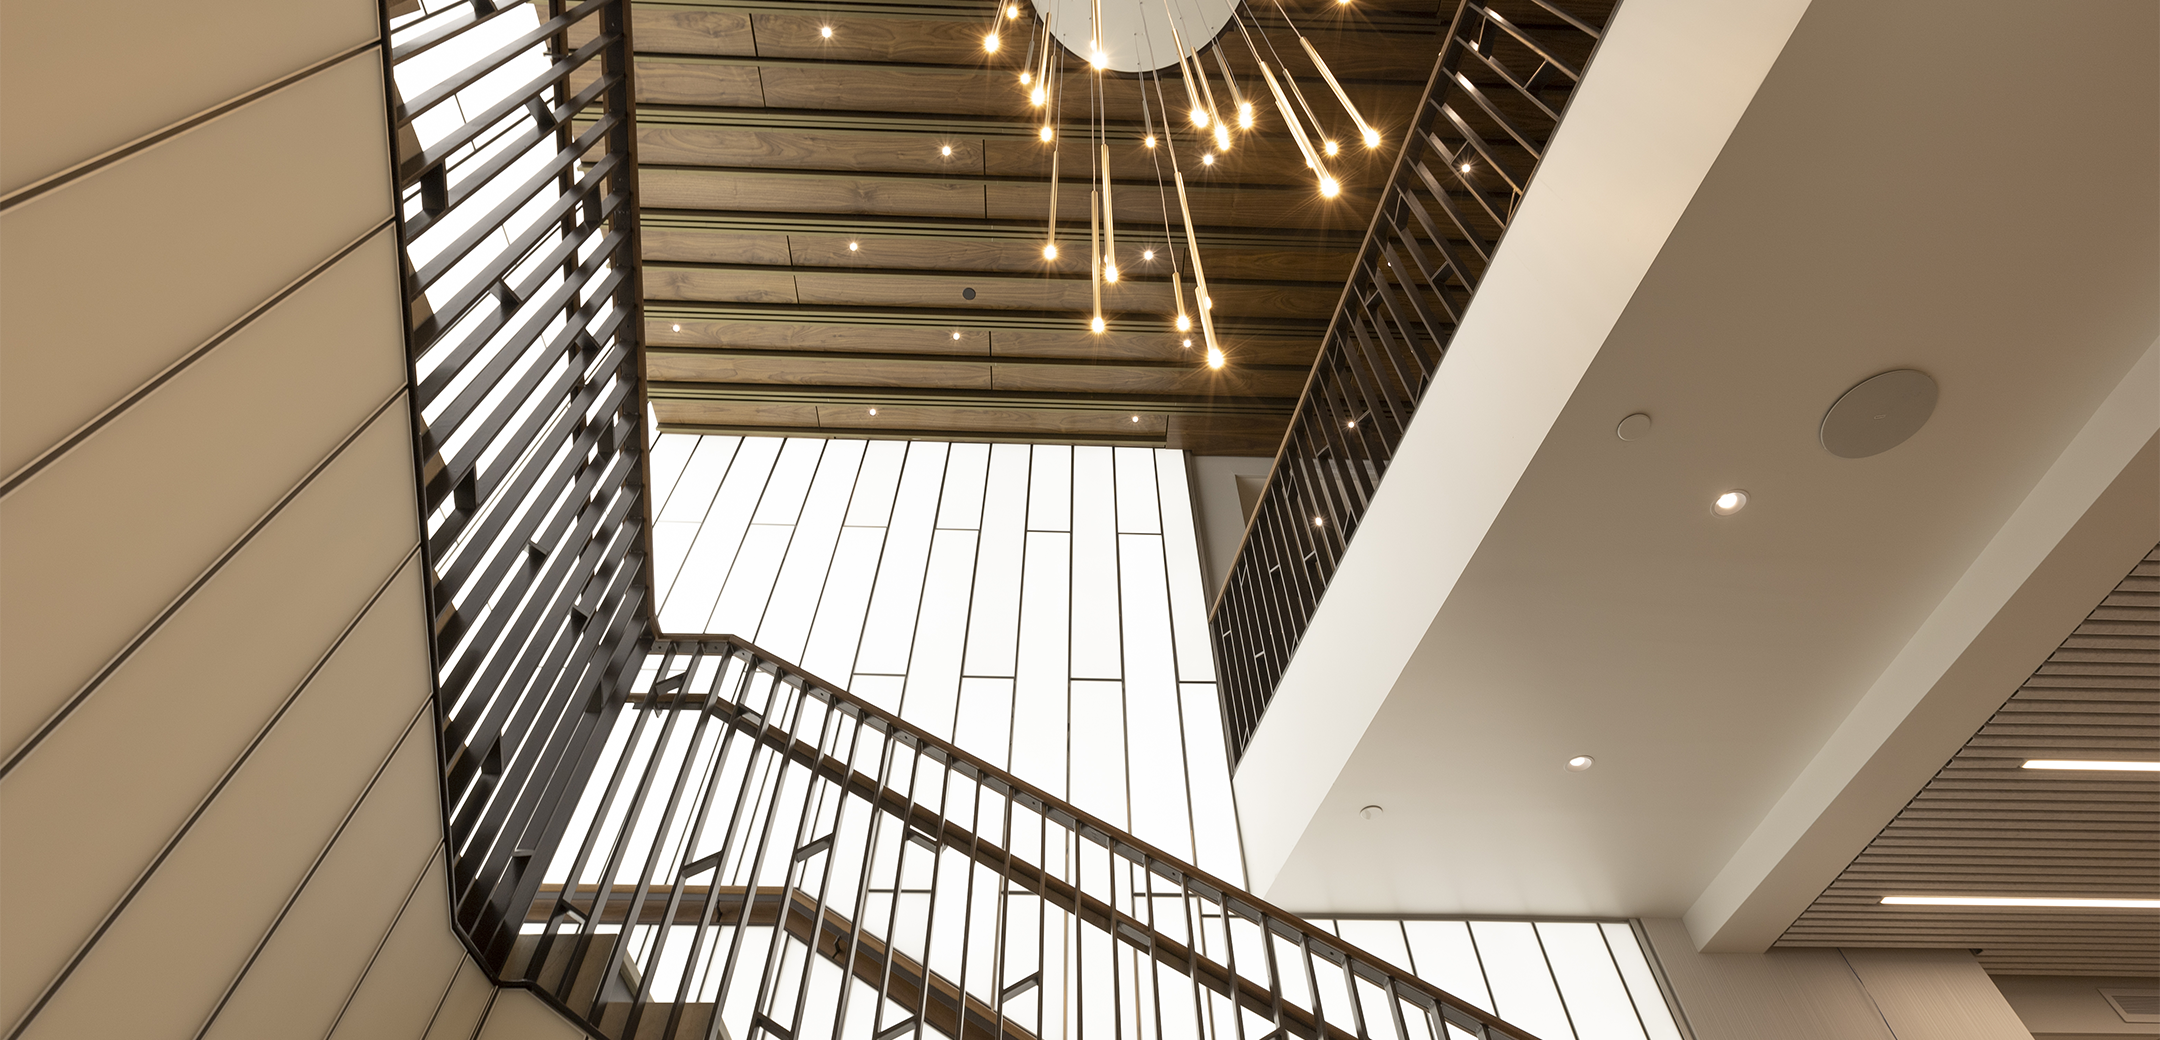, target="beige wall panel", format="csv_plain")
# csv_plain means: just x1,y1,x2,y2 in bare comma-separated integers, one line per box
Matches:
327,851,471,1040
0,2,378,195
1840,949,2036,1040
0,52,391,479
0,230,406,752
1640,919,1894,1040
0,408,418,1028
201,716,445,1040
474,988,586,1040
423,963,498,1040
14,561,430,1040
